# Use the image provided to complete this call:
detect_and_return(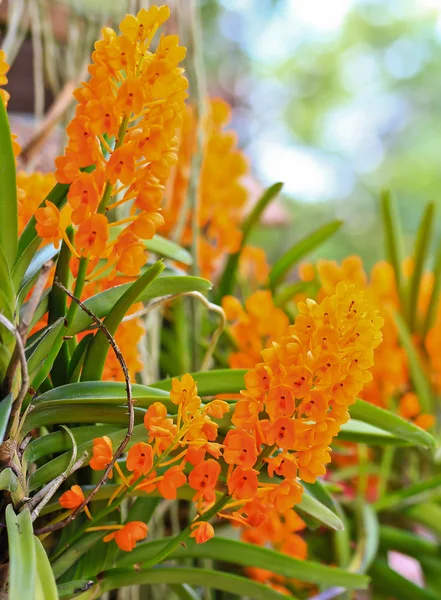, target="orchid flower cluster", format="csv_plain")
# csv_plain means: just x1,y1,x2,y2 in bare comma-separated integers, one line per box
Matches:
57,280,382,554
